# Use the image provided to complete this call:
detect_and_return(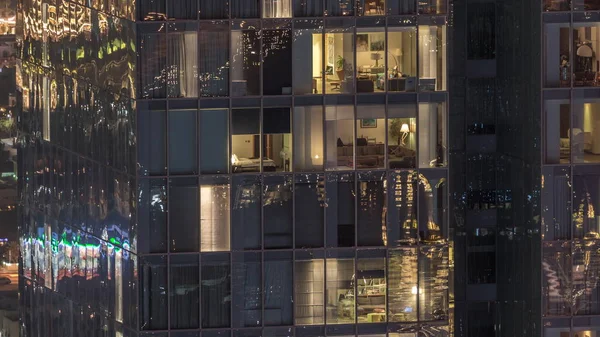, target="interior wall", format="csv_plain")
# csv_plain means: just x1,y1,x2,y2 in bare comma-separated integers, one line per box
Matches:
232,135,254,158
355,120,385,142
